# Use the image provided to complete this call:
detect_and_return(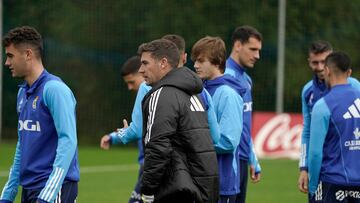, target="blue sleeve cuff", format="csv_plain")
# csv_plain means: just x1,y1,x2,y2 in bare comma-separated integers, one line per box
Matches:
109,131,119,145
109,128,126,145
300,167,308,172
